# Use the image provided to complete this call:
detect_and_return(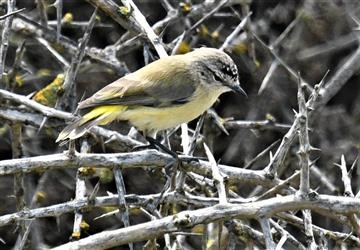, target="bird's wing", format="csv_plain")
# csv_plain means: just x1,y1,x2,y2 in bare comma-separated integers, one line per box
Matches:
78,62,197,109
